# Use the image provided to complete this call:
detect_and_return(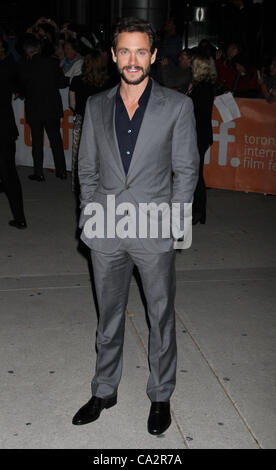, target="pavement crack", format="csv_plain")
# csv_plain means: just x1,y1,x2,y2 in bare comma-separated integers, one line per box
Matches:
175,308,263,449
0,285,90,293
